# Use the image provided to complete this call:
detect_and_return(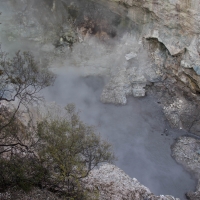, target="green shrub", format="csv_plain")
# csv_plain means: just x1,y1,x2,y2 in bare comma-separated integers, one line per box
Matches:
36,104,114,199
